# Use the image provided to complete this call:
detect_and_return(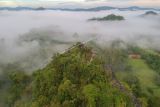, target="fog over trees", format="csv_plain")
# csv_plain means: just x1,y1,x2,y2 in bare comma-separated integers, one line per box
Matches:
0,10,159,72
0,9,160,107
